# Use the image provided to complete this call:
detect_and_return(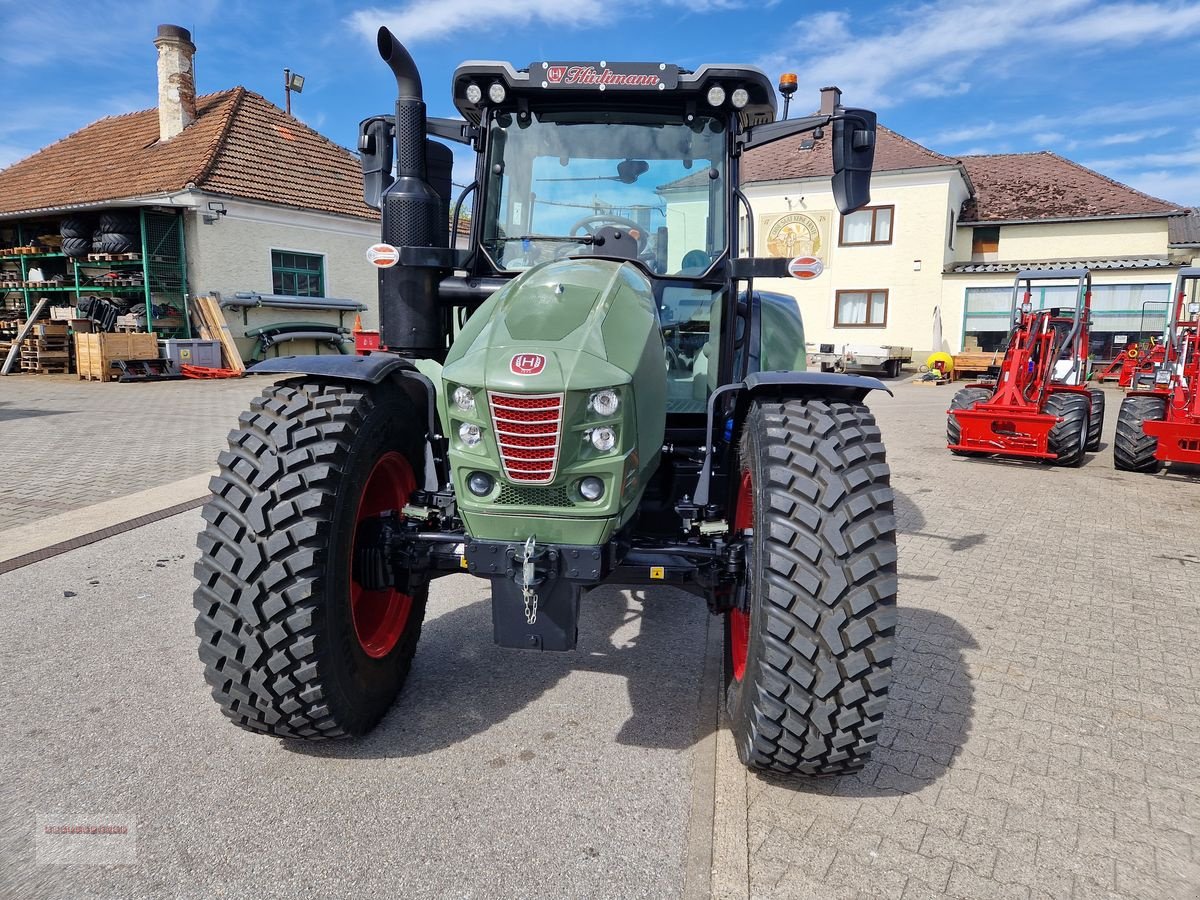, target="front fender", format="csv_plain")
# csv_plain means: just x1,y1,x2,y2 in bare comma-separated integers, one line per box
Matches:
693,370,892,506
250,353,446,491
